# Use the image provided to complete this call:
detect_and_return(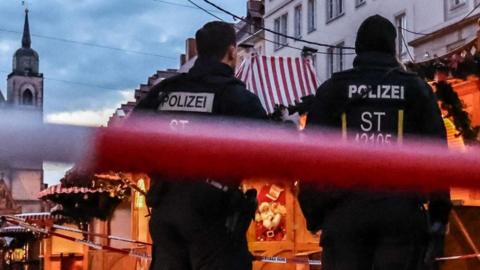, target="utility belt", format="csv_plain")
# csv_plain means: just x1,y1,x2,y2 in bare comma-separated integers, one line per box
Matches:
206,178,231,192
225,188,258,241
205,178,258,240
145,178,256,241
146,179,236,208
